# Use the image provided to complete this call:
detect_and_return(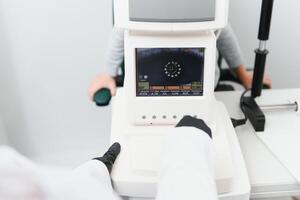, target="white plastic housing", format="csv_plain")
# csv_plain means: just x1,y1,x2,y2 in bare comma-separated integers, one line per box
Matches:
109,89,249,198
114,0,229,32
123,31,217,125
